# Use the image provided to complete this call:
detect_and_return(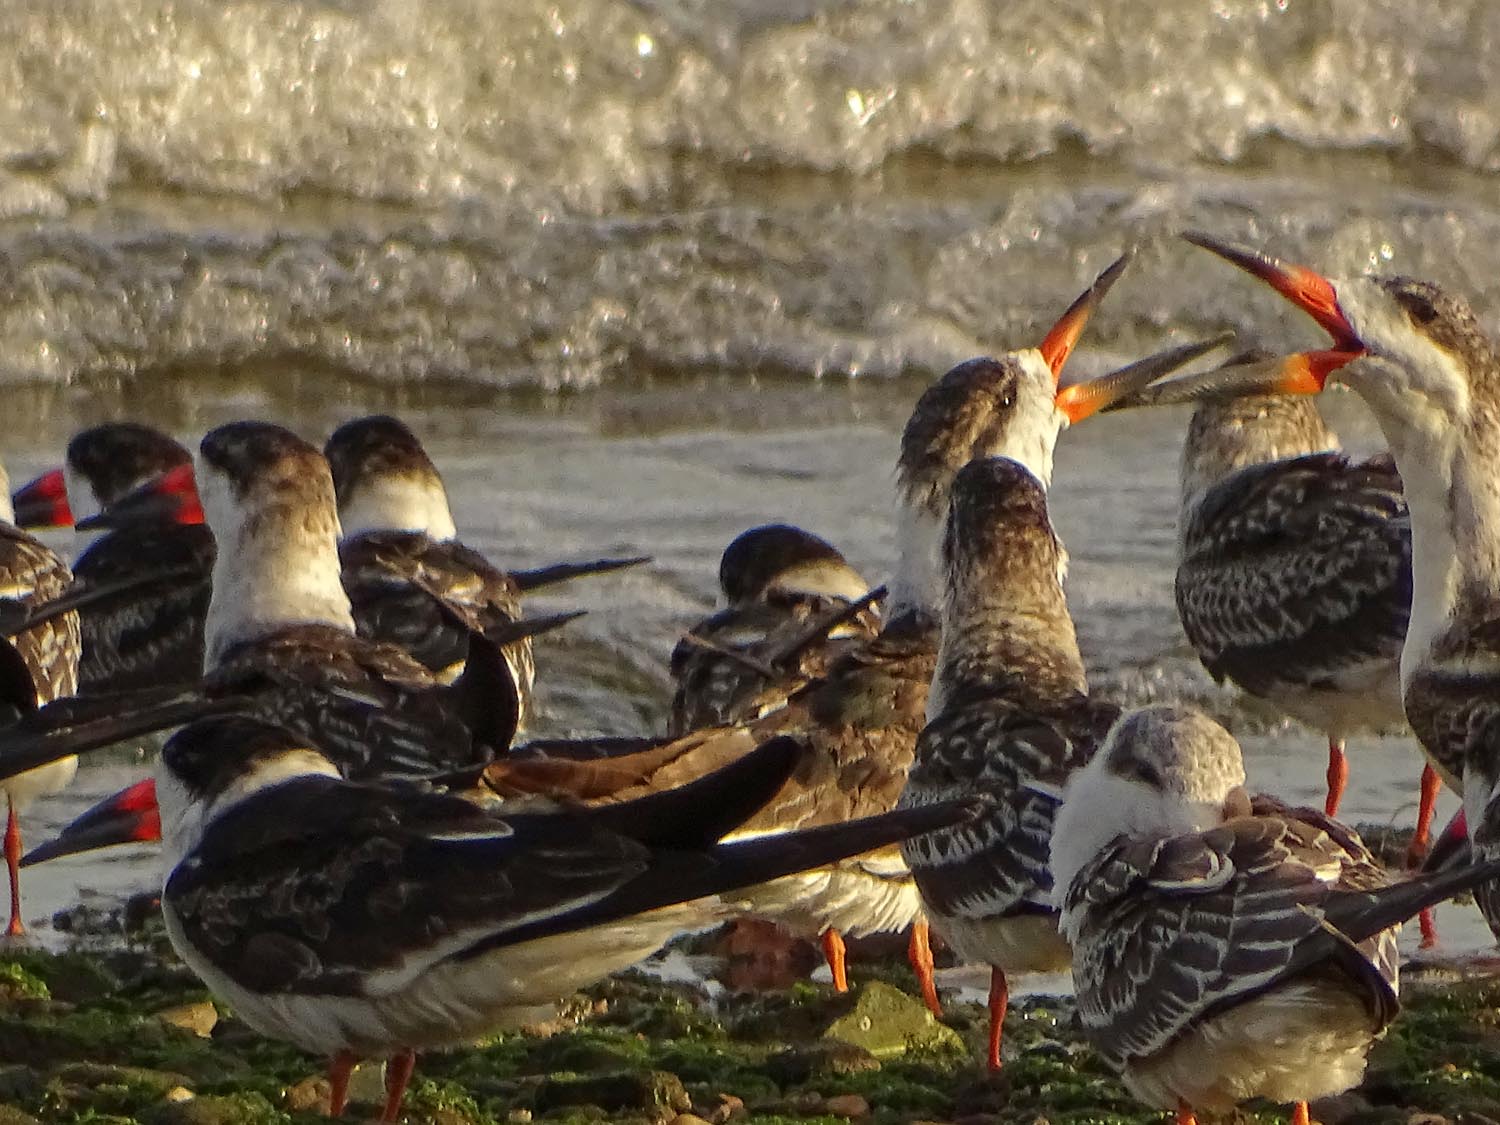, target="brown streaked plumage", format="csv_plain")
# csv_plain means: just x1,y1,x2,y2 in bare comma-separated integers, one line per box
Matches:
669,522,880,736
899,456,1117,1070
0,465,81,936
